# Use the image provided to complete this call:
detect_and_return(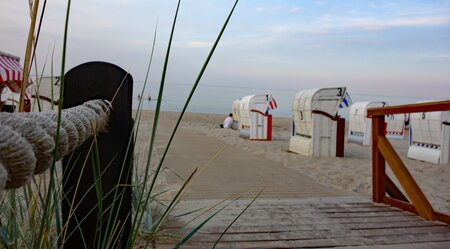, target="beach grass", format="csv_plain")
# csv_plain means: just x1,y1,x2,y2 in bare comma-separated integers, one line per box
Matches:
0,0,242,248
